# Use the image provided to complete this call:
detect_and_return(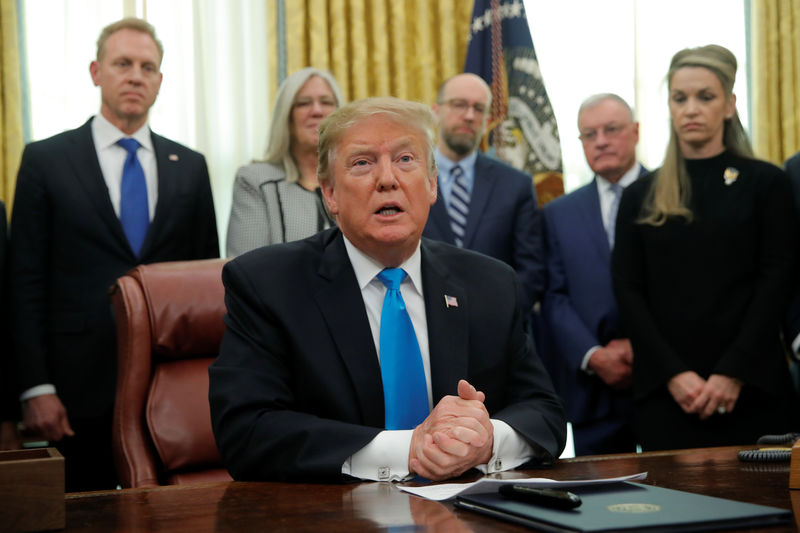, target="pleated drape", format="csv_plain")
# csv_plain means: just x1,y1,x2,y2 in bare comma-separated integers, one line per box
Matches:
275,0,473,104
751,0,800,164
0,0,24,212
